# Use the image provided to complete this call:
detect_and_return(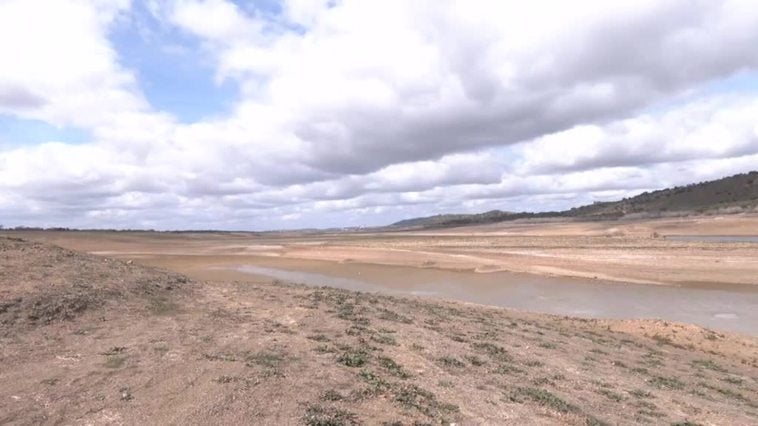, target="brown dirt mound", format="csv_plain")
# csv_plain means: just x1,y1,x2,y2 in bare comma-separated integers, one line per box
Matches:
0,237,190,333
